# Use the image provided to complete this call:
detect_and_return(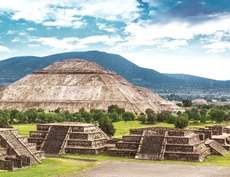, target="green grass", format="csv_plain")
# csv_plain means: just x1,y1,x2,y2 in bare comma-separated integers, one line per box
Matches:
113,121,173,138
0,157,97,177
13,124,36,136
203,153,230,166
